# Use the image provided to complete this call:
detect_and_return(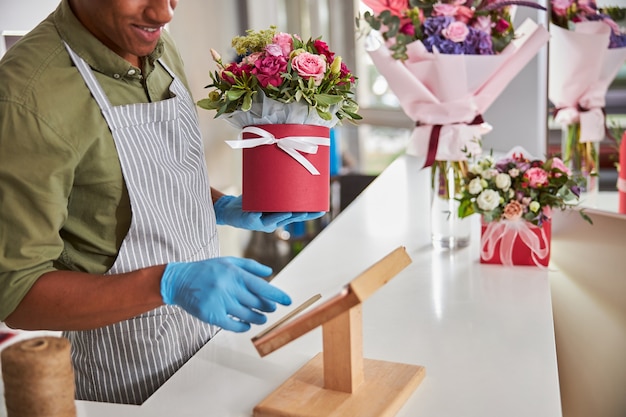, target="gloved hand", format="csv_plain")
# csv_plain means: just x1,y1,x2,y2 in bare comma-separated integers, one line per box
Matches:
160,257,292,332
213,195,325,232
